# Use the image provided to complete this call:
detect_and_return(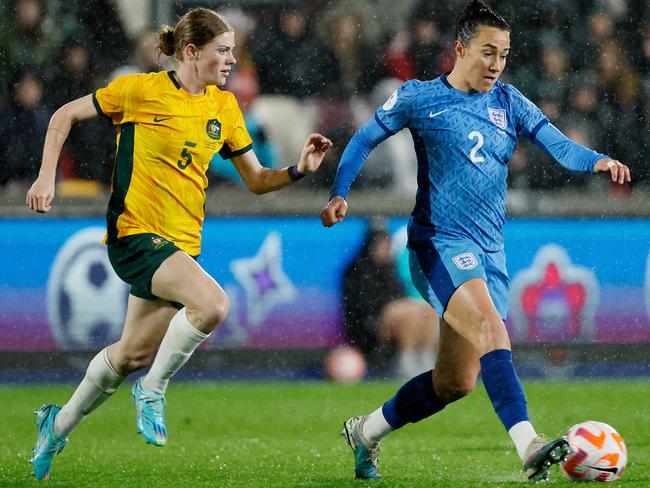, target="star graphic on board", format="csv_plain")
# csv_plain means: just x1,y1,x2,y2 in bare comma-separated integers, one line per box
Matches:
230,232,297,326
